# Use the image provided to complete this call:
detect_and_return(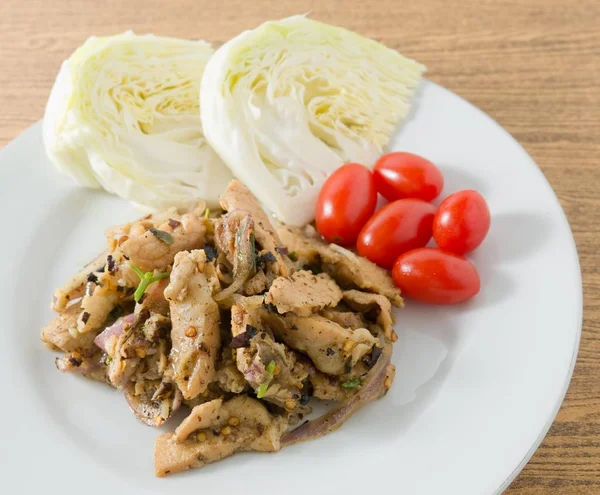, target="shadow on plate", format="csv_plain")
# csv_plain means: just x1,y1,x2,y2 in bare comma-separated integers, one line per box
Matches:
472,212,552,265
437,164,489,196
337,305,464,443
472,267,514,310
